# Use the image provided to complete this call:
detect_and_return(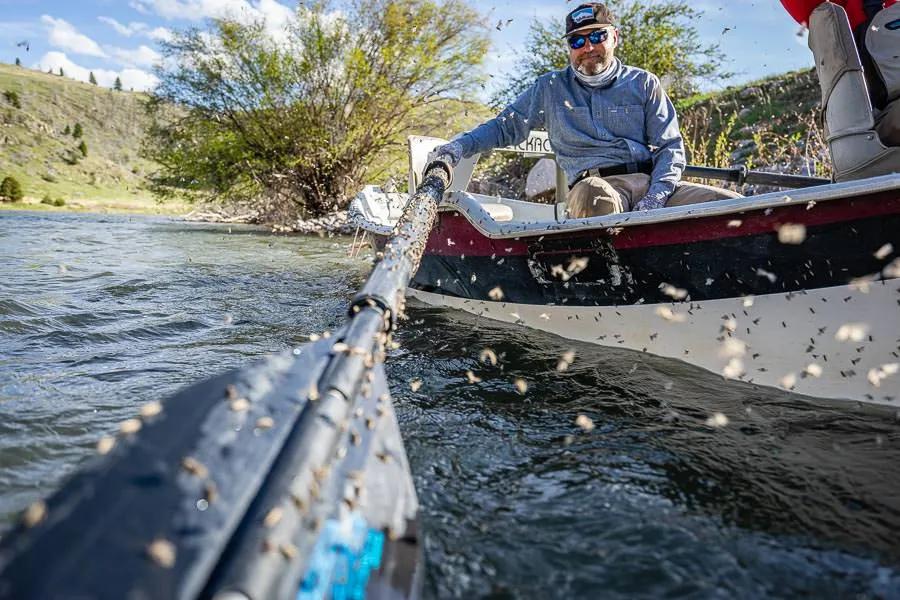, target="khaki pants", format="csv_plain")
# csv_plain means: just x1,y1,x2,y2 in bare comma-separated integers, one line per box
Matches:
566,173,742,218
